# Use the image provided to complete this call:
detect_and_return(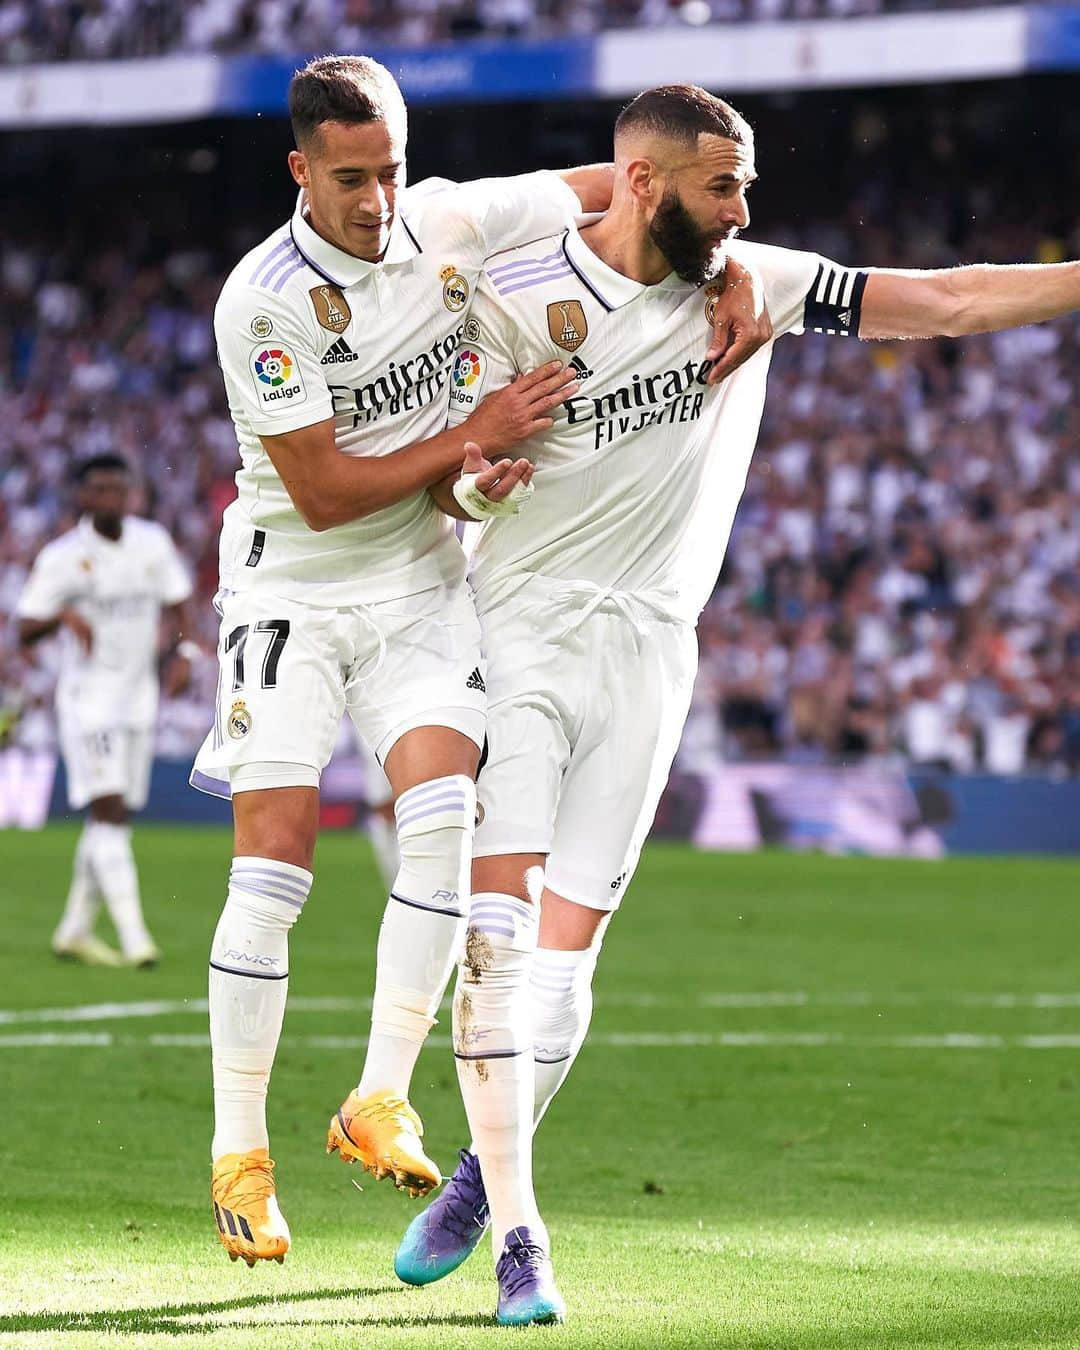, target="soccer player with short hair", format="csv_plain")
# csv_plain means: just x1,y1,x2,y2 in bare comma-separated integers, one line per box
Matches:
395,83,1080,1323
192,55,767,1272
16,453,195,968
